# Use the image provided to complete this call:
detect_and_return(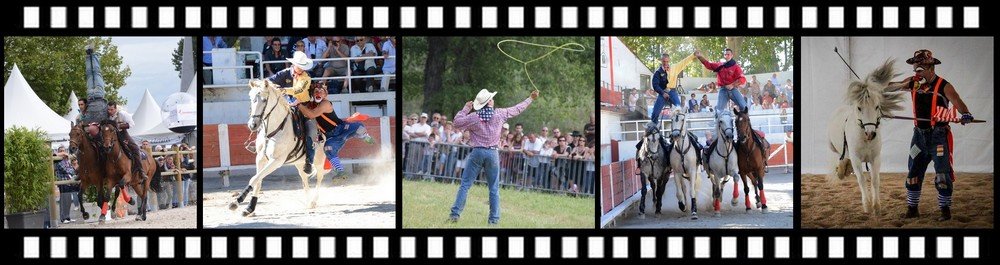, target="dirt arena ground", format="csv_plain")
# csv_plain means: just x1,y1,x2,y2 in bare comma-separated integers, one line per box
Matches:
58,204,196,229
801,173,993,228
